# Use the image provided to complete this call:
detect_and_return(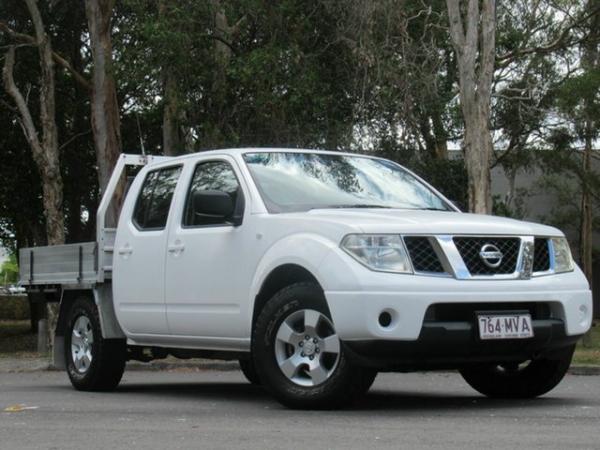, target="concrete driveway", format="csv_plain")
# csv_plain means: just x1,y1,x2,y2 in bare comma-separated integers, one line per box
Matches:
1,369,599,450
